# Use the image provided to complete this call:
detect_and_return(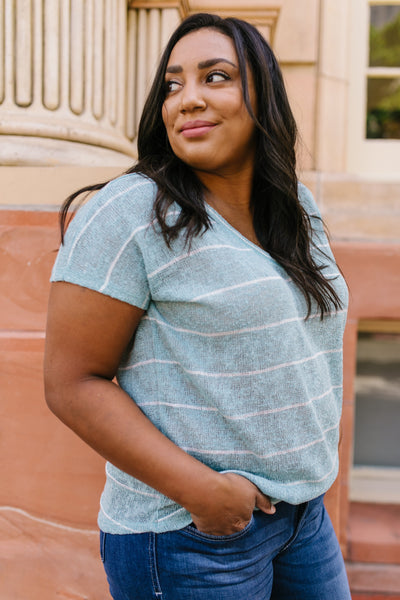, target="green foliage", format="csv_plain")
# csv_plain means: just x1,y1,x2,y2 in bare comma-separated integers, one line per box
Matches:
367,9,400,138
370,10,400,67
368,78,400,111
367,108,400,139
